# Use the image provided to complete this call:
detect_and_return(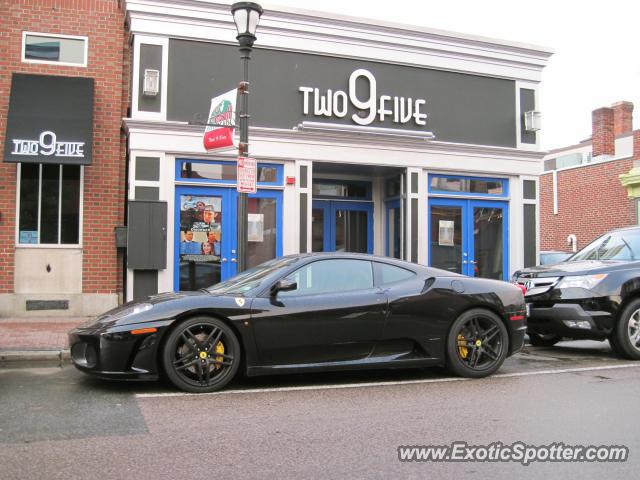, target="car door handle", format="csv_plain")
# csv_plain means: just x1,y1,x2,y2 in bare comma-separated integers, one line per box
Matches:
221,258,228,263
231,258,237,263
